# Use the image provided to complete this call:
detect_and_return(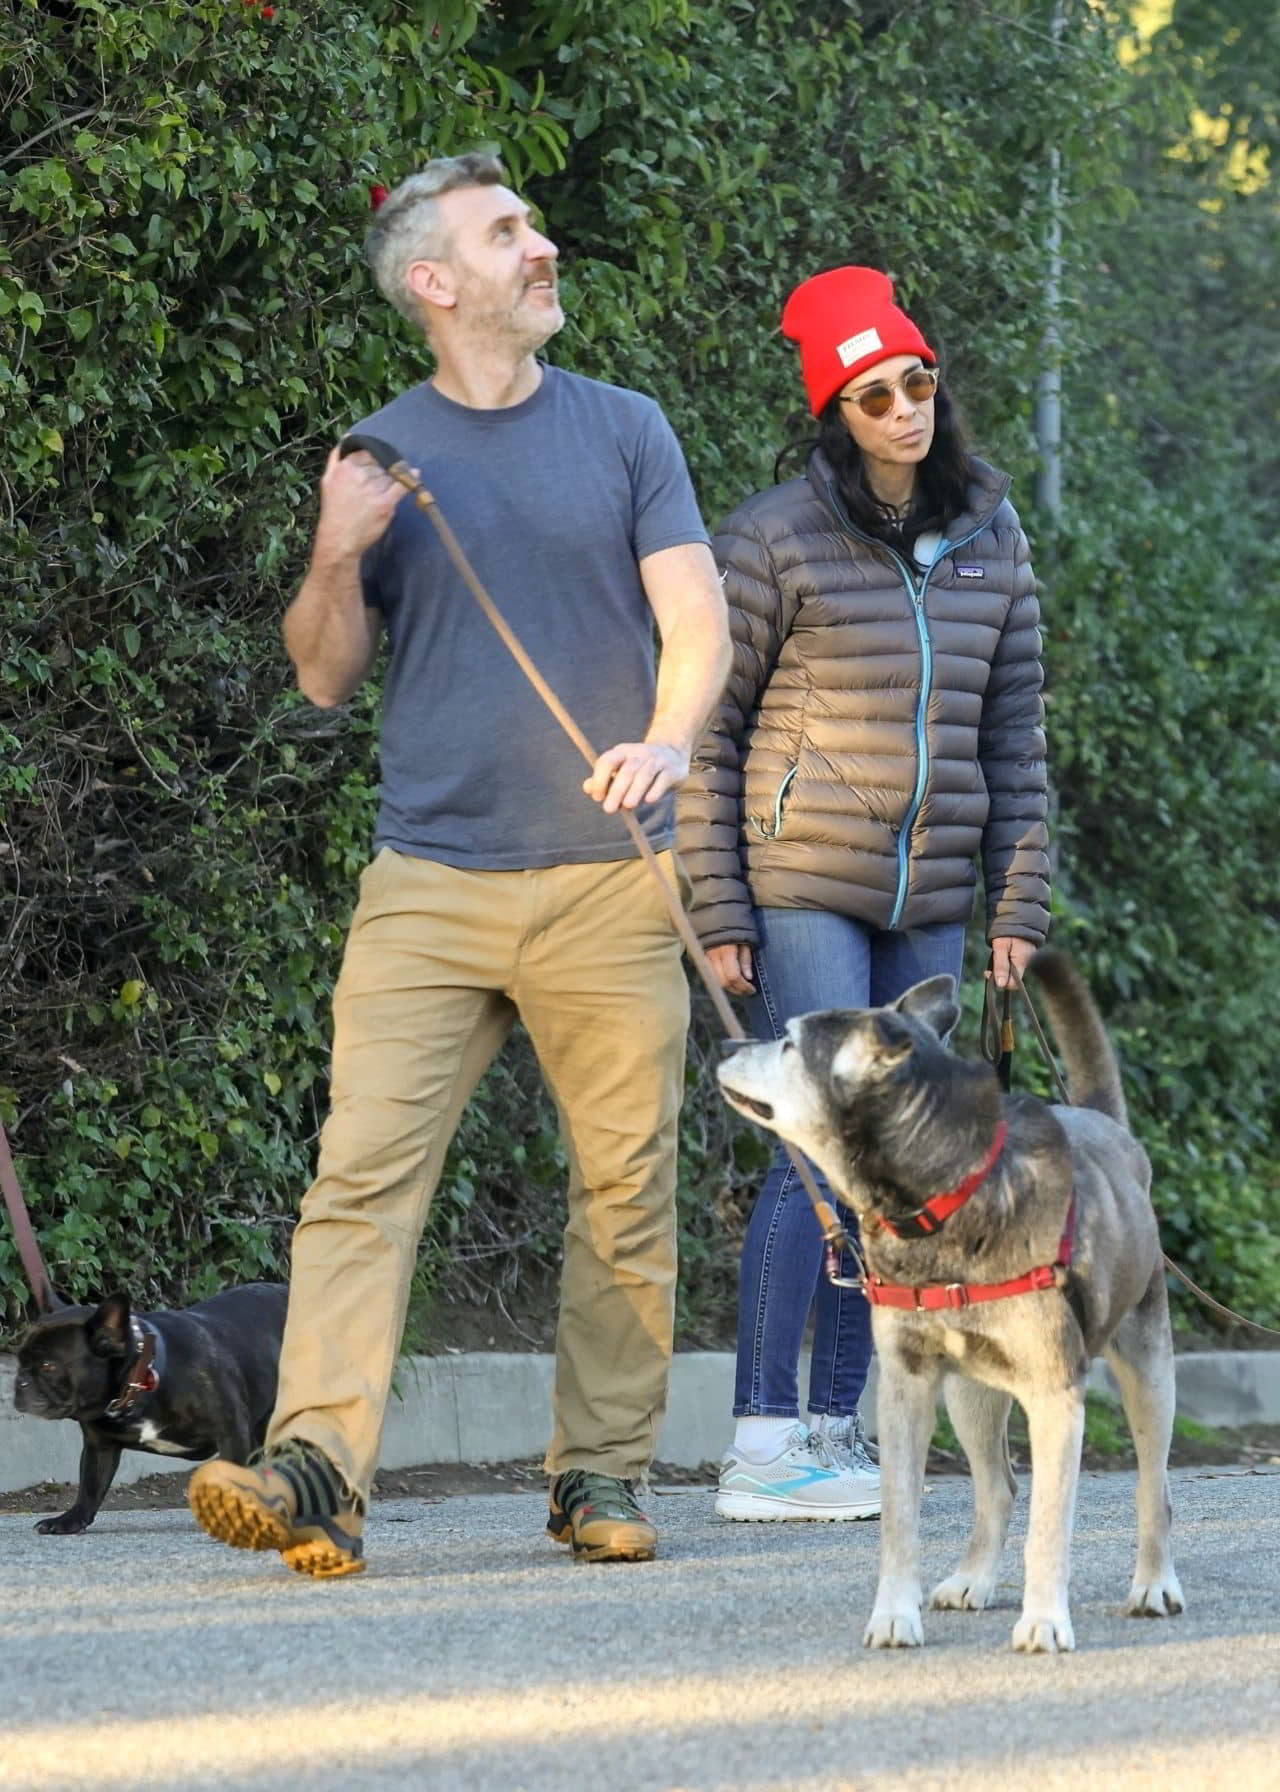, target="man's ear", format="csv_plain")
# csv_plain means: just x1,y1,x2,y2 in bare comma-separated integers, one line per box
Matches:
87,1292,132,1358
405,257,457,315
894,974,960,1042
